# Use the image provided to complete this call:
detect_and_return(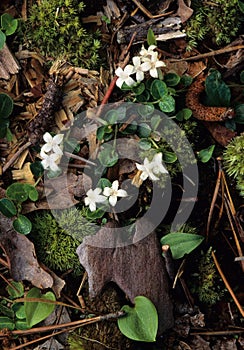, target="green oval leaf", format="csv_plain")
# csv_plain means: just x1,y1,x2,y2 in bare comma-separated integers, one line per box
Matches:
97,178,112,190
159,95,175,113
132,83,145,95
118,296,158,342
137,123,151,138
0,93,13,118
13,215,32,235
163,151,177,163
138,139,152,150
147,28,157,46
12,303,26,320
7,281,24,298
176,108,192,121
23,184,39,201
180,75,193,87
234,104,244,124
198,145,215,163
160,232,204,259
30,161,44,177
205,70,231,107
25,287,56,328
137,104,154,117
0,316,15,330
150,80,168,99
0,198,17,217
98,144,118,167
1,13,18,36
0,30,6,49
164,72,181,87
